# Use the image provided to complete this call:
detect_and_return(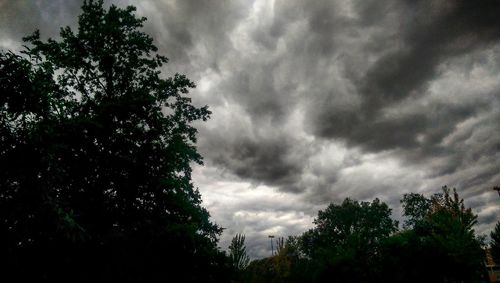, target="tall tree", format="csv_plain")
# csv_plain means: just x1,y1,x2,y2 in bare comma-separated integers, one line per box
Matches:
0,1,225,281
229,234,251,271
300,198,398,282
490,221,500,262
394,186,485,283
